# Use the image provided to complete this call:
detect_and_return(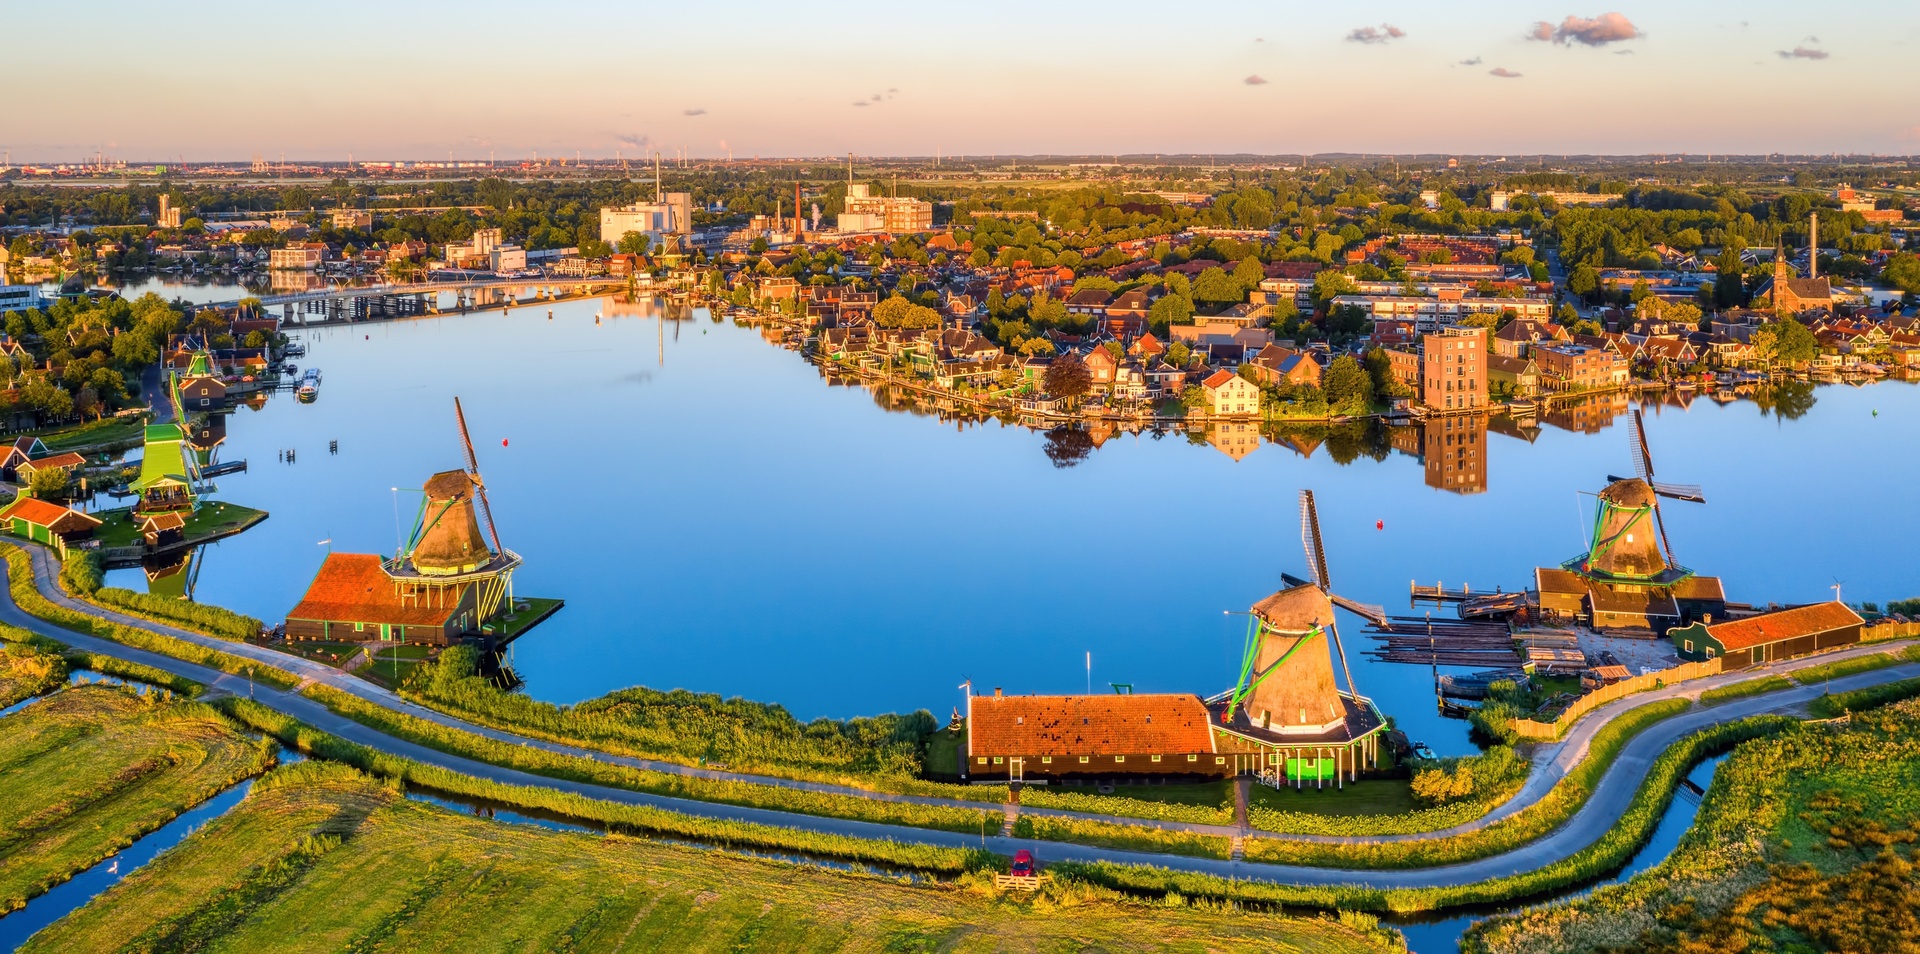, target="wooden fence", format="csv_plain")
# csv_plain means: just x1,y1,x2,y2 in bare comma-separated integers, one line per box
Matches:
1865,620,1920,641
1510,658,1723,740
